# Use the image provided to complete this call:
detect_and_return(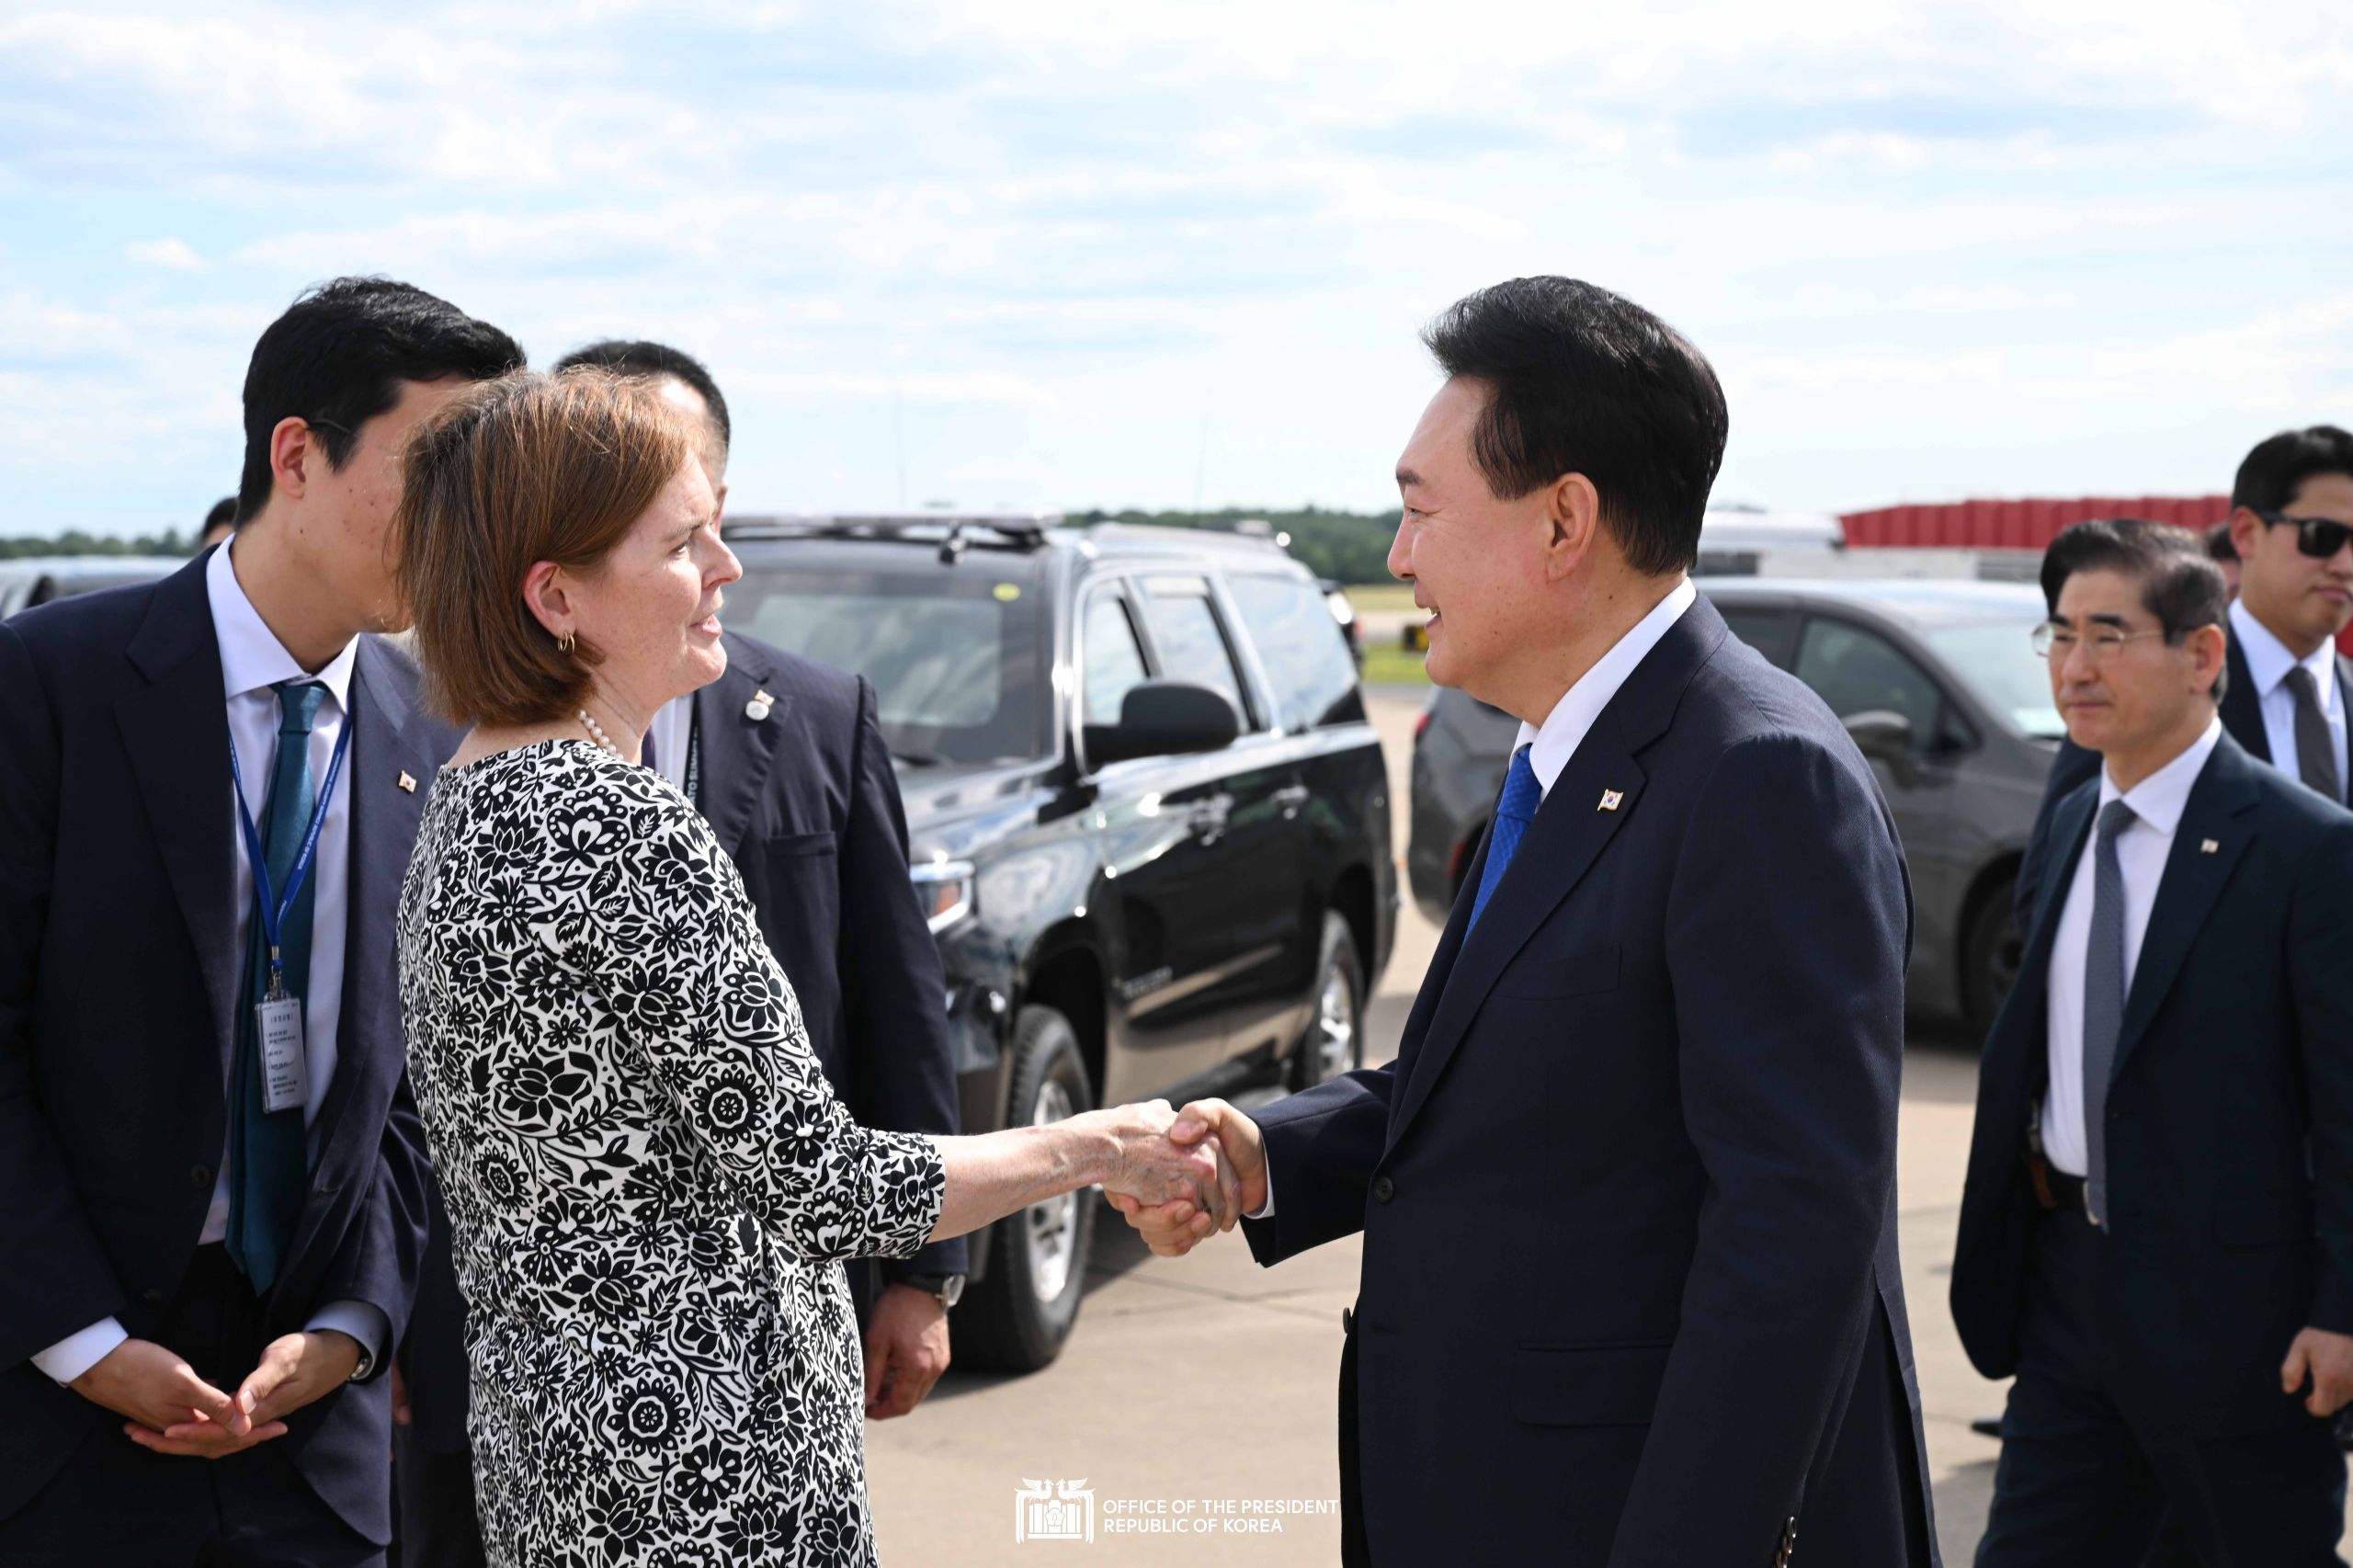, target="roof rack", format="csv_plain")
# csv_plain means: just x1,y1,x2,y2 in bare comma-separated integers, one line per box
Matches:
722,512,1061,558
